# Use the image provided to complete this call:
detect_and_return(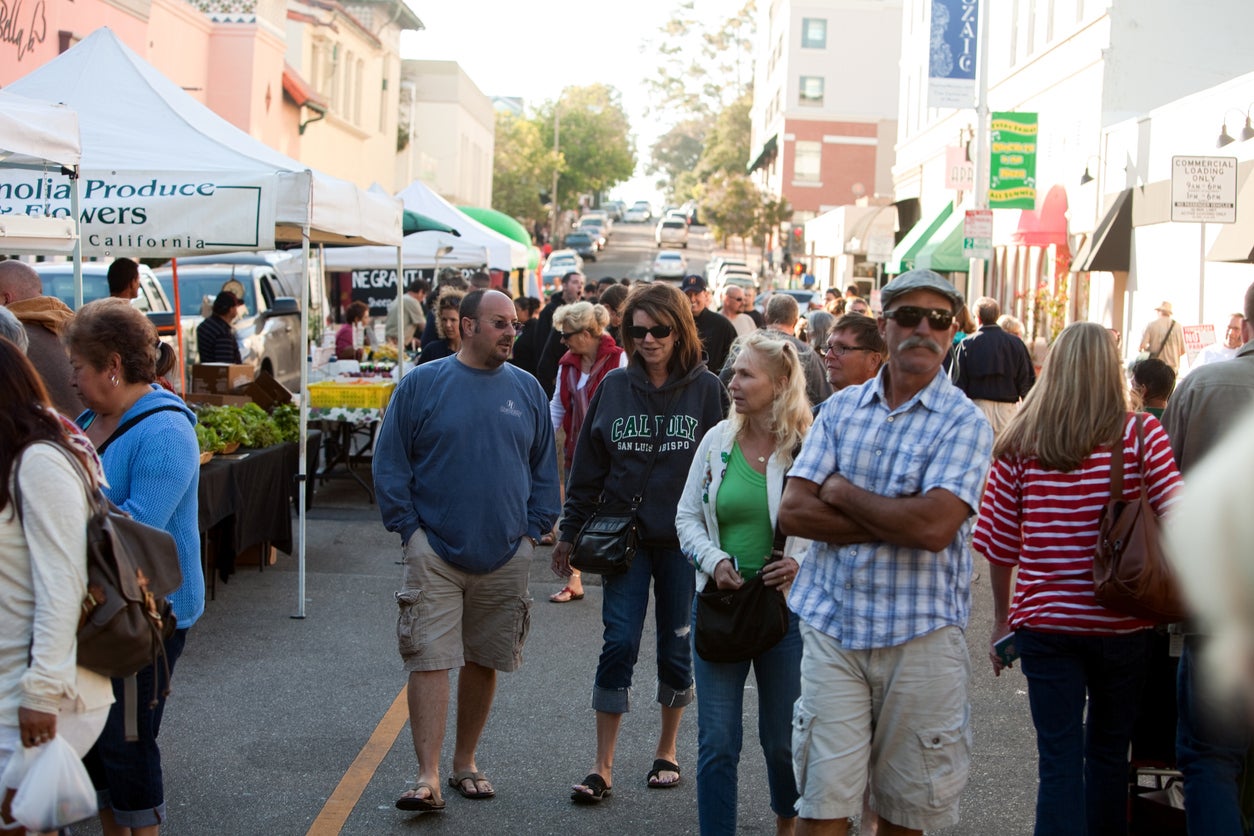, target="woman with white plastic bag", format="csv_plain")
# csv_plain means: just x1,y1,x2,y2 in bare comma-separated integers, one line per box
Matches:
0,337,114,831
